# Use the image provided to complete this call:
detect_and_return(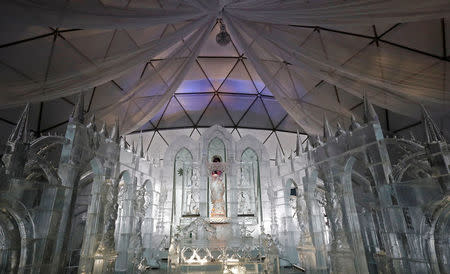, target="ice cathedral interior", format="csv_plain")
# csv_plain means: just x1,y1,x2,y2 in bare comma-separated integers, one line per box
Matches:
0,1,450,274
